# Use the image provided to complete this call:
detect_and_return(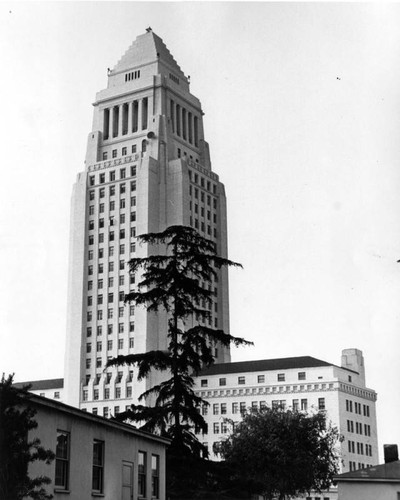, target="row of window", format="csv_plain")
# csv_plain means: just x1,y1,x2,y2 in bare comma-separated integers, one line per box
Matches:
348,461,371,471
86,371,133,385
189,170,217,193
55,431,159,498
89,172,136,198
88,277,134,296
85,385,133,401
88,244,136,266
86,335,134,353
87,405,130,416
39,391,60,399
125,70,141,82
87,308,135,323
201,371,308,388
346,420,372,436
169,73,179,85
89,200,135,219
87,291,133,306
88,257,134,275
86,336,134,353
89,163,141,188
189,185,218,207
346,399,370,417
89,248,135,263
90,180,137,200
87,304,135,323
88,228,137,247
89,165,134,186
88,234,136,250
347,440,373,456
190,202,217,222
202,398,325,417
